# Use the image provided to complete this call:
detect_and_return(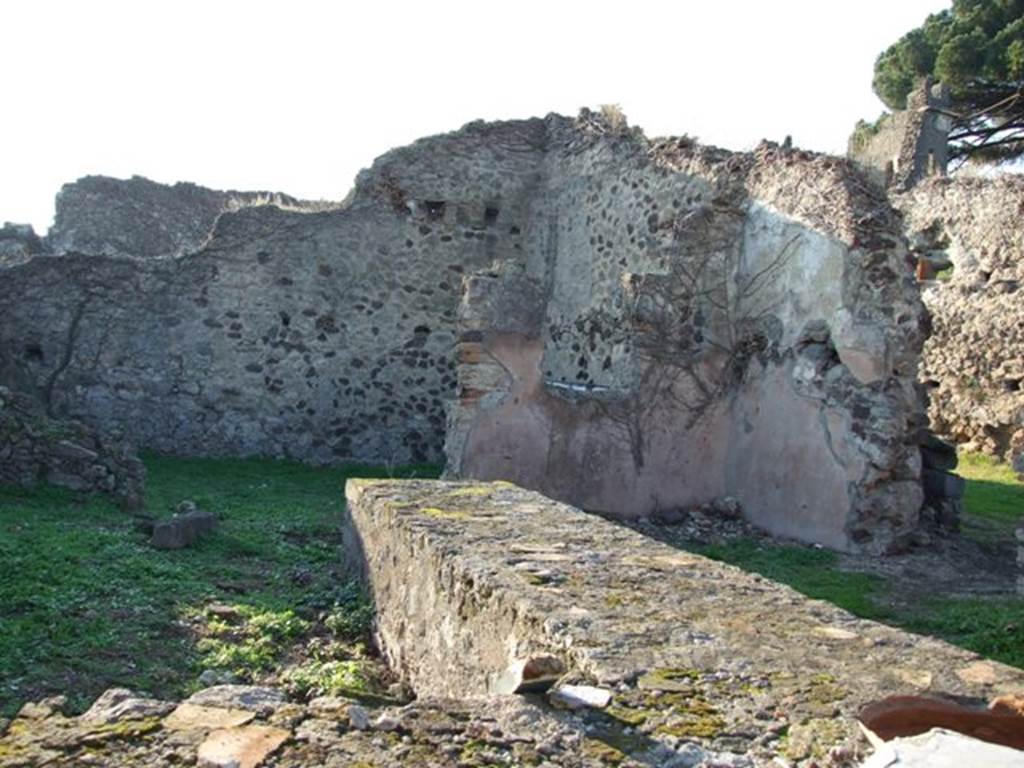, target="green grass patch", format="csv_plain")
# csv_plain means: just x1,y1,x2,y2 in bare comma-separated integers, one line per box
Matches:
901,597,1024,668
696,536,1024,668
692,453,1024,668
0,454,439,717
694,539,890,620
958,451,1024,525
